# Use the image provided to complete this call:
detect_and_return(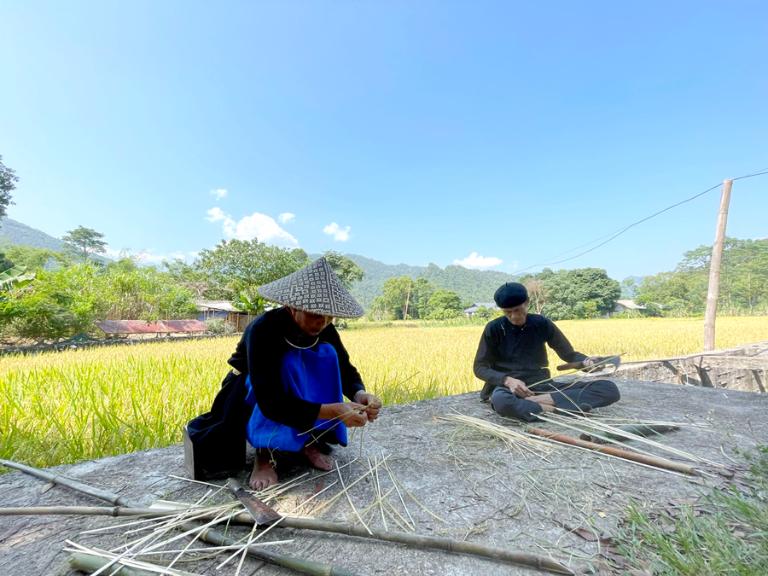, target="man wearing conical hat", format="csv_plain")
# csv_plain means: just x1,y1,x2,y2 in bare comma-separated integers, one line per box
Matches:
186,257,381,490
